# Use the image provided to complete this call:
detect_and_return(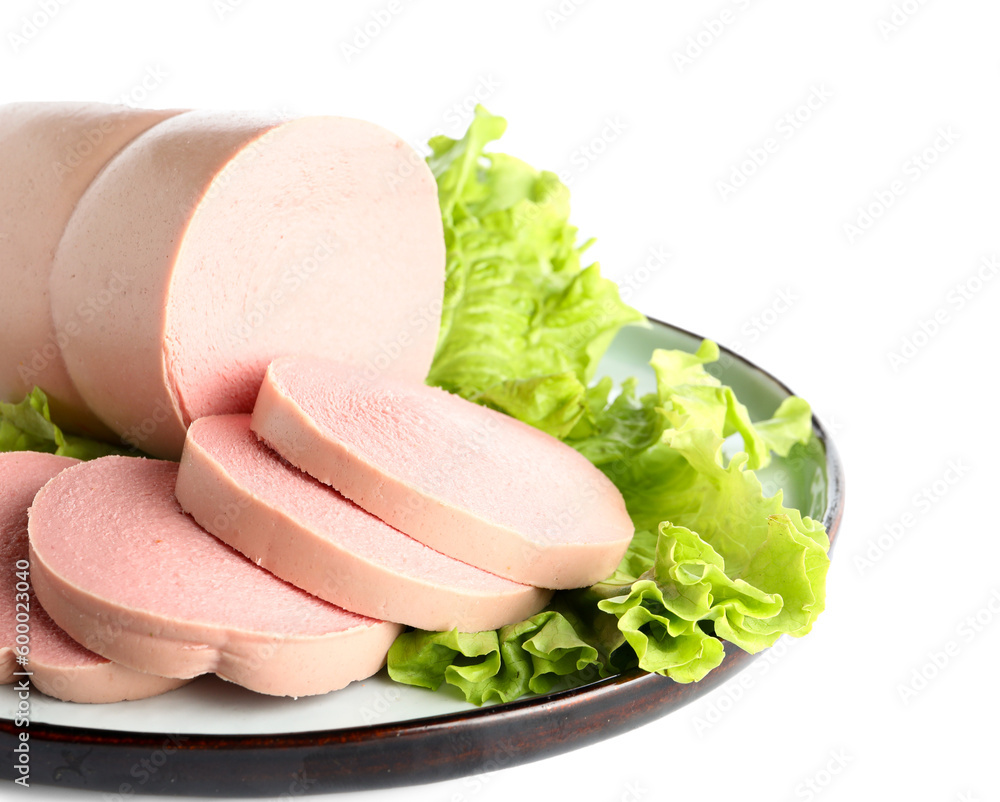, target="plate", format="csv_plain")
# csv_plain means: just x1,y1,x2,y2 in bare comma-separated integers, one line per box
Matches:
0,318,844,795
